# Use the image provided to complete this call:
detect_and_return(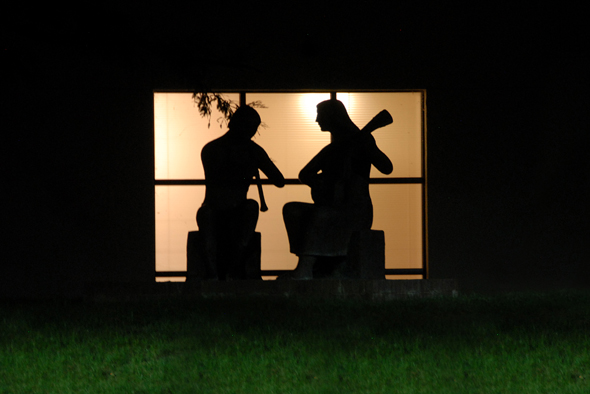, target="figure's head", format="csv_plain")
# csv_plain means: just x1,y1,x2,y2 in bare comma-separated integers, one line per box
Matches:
316,99,356,133
228,105,261,139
